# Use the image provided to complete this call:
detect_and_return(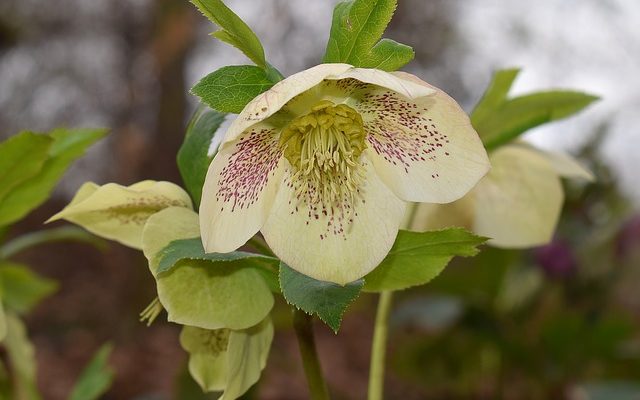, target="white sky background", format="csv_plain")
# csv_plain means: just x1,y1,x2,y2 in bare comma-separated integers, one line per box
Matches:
188,0,640,202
